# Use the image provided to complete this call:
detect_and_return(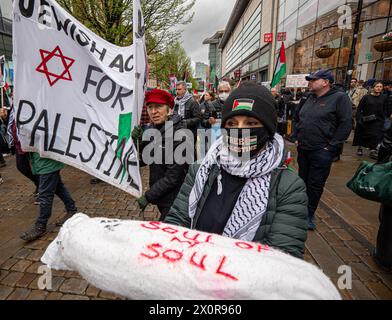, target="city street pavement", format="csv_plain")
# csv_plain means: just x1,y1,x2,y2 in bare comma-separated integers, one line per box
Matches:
0,138,391,300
